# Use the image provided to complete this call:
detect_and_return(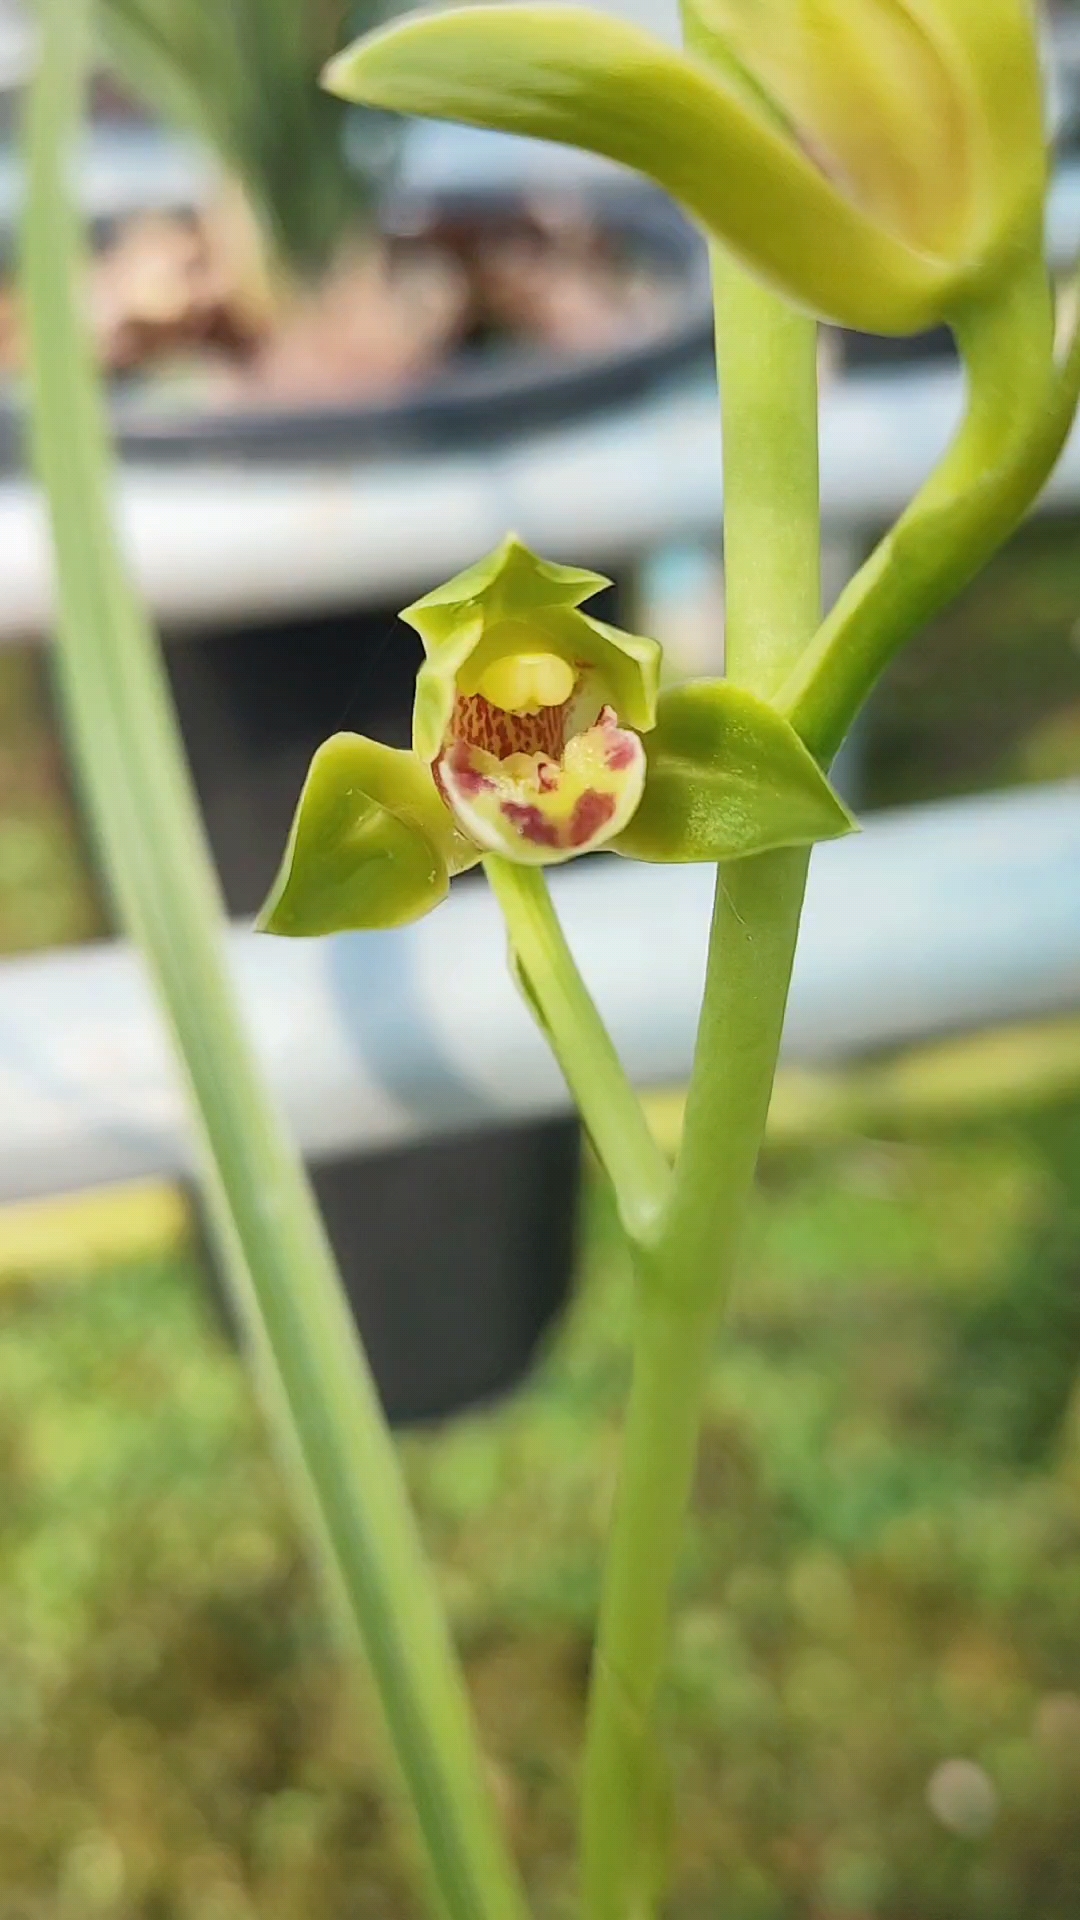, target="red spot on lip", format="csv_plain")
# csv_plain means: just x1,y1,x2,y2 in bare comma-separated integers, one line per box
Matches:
569,789,617,847
442,743,495,798
537,761,559,792
605,732,637,771
502,801,561,848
